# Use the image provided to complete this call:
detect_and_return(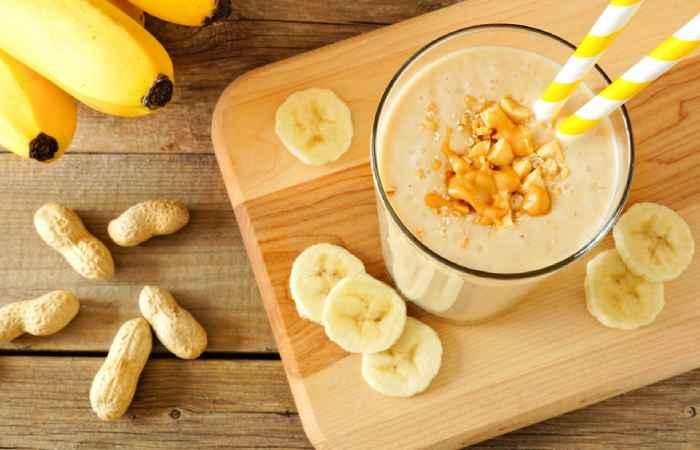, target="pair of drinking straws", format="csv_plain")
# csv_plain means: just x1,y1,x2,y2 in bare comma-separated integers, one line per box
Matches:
533,0,700,138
